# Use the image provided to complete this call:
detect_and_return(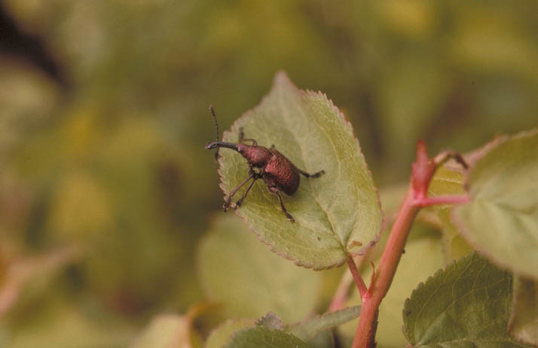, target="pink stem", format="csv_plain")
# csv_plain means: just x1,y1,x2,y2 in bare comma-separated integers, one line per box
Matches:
352,187,419,348
350,141,470,347
346,256,368,300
